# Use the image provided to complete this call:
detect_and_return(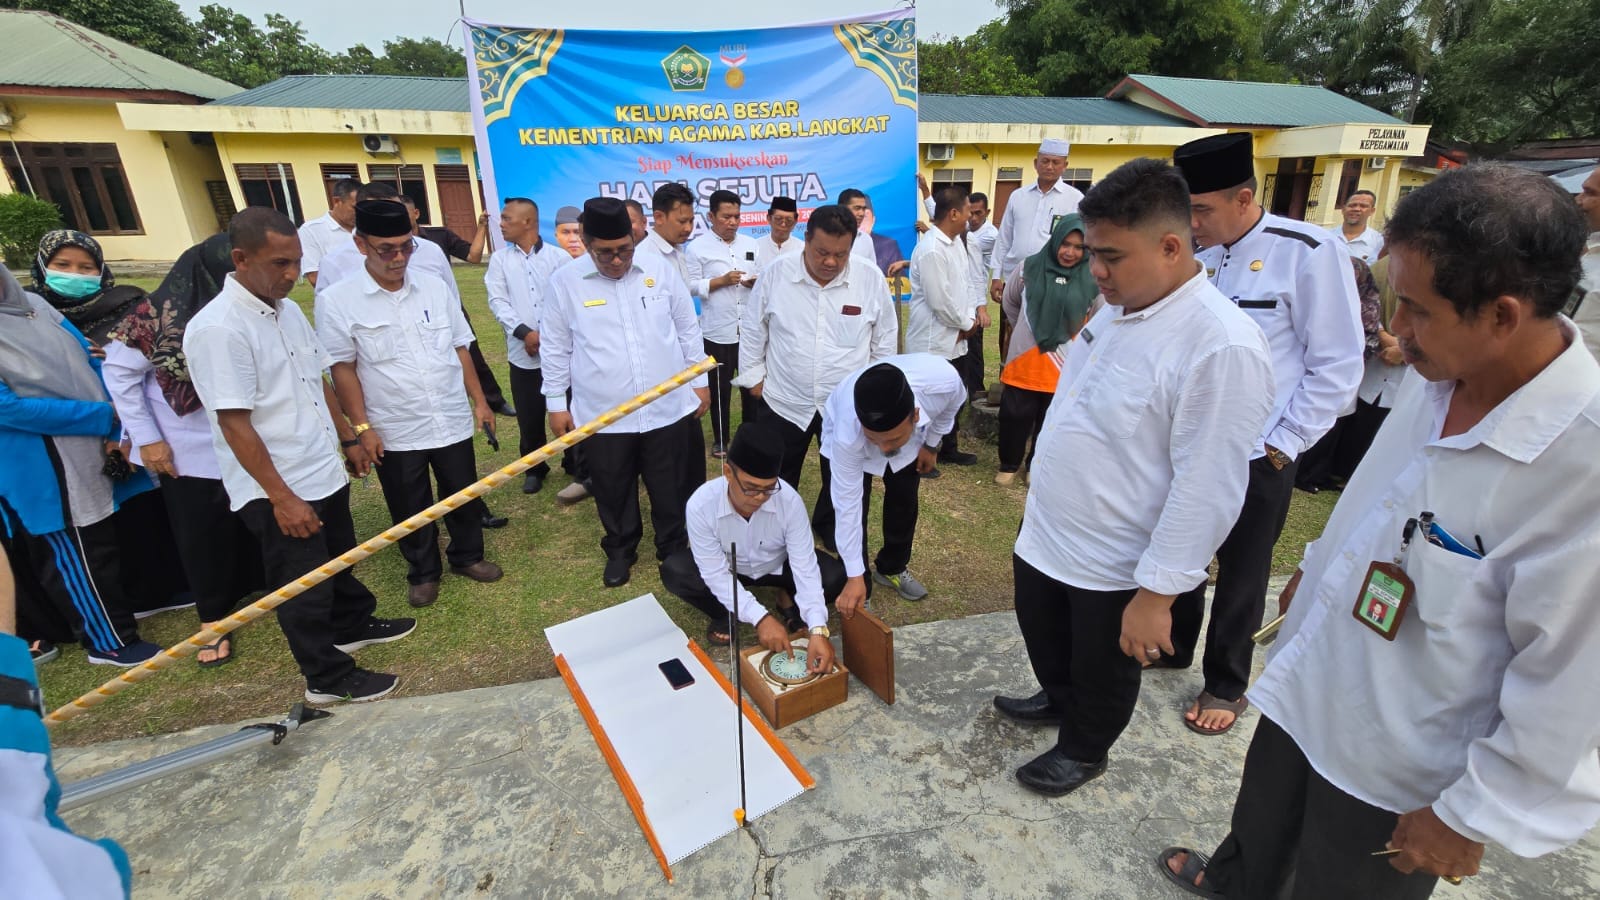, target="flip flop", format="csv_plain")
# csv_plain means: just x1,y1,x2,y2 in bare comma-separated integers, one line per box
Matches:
1185,691,1248,736
1156,847,1225,898
705,623,731,647
197,633,236,669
